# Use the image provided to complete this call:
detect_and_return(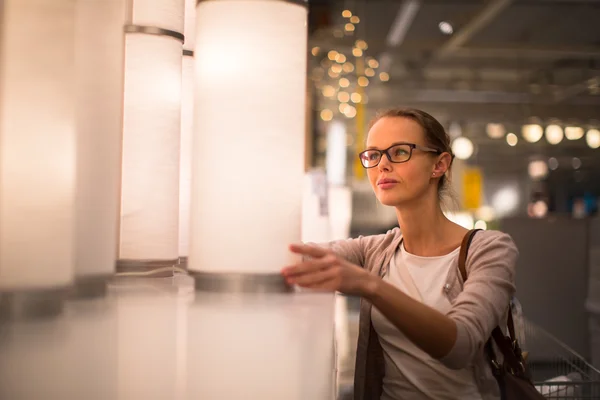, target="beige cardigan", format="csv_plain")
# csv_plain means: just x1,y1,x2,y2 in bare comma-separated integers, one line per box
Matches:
327,227,519,400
